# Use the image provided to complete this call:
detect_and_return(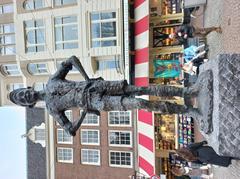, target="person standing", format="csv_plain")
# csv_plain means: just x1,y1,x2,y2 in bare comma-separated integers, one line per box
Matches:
176,141,236,167
183,44,208,63
169,24,222,46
